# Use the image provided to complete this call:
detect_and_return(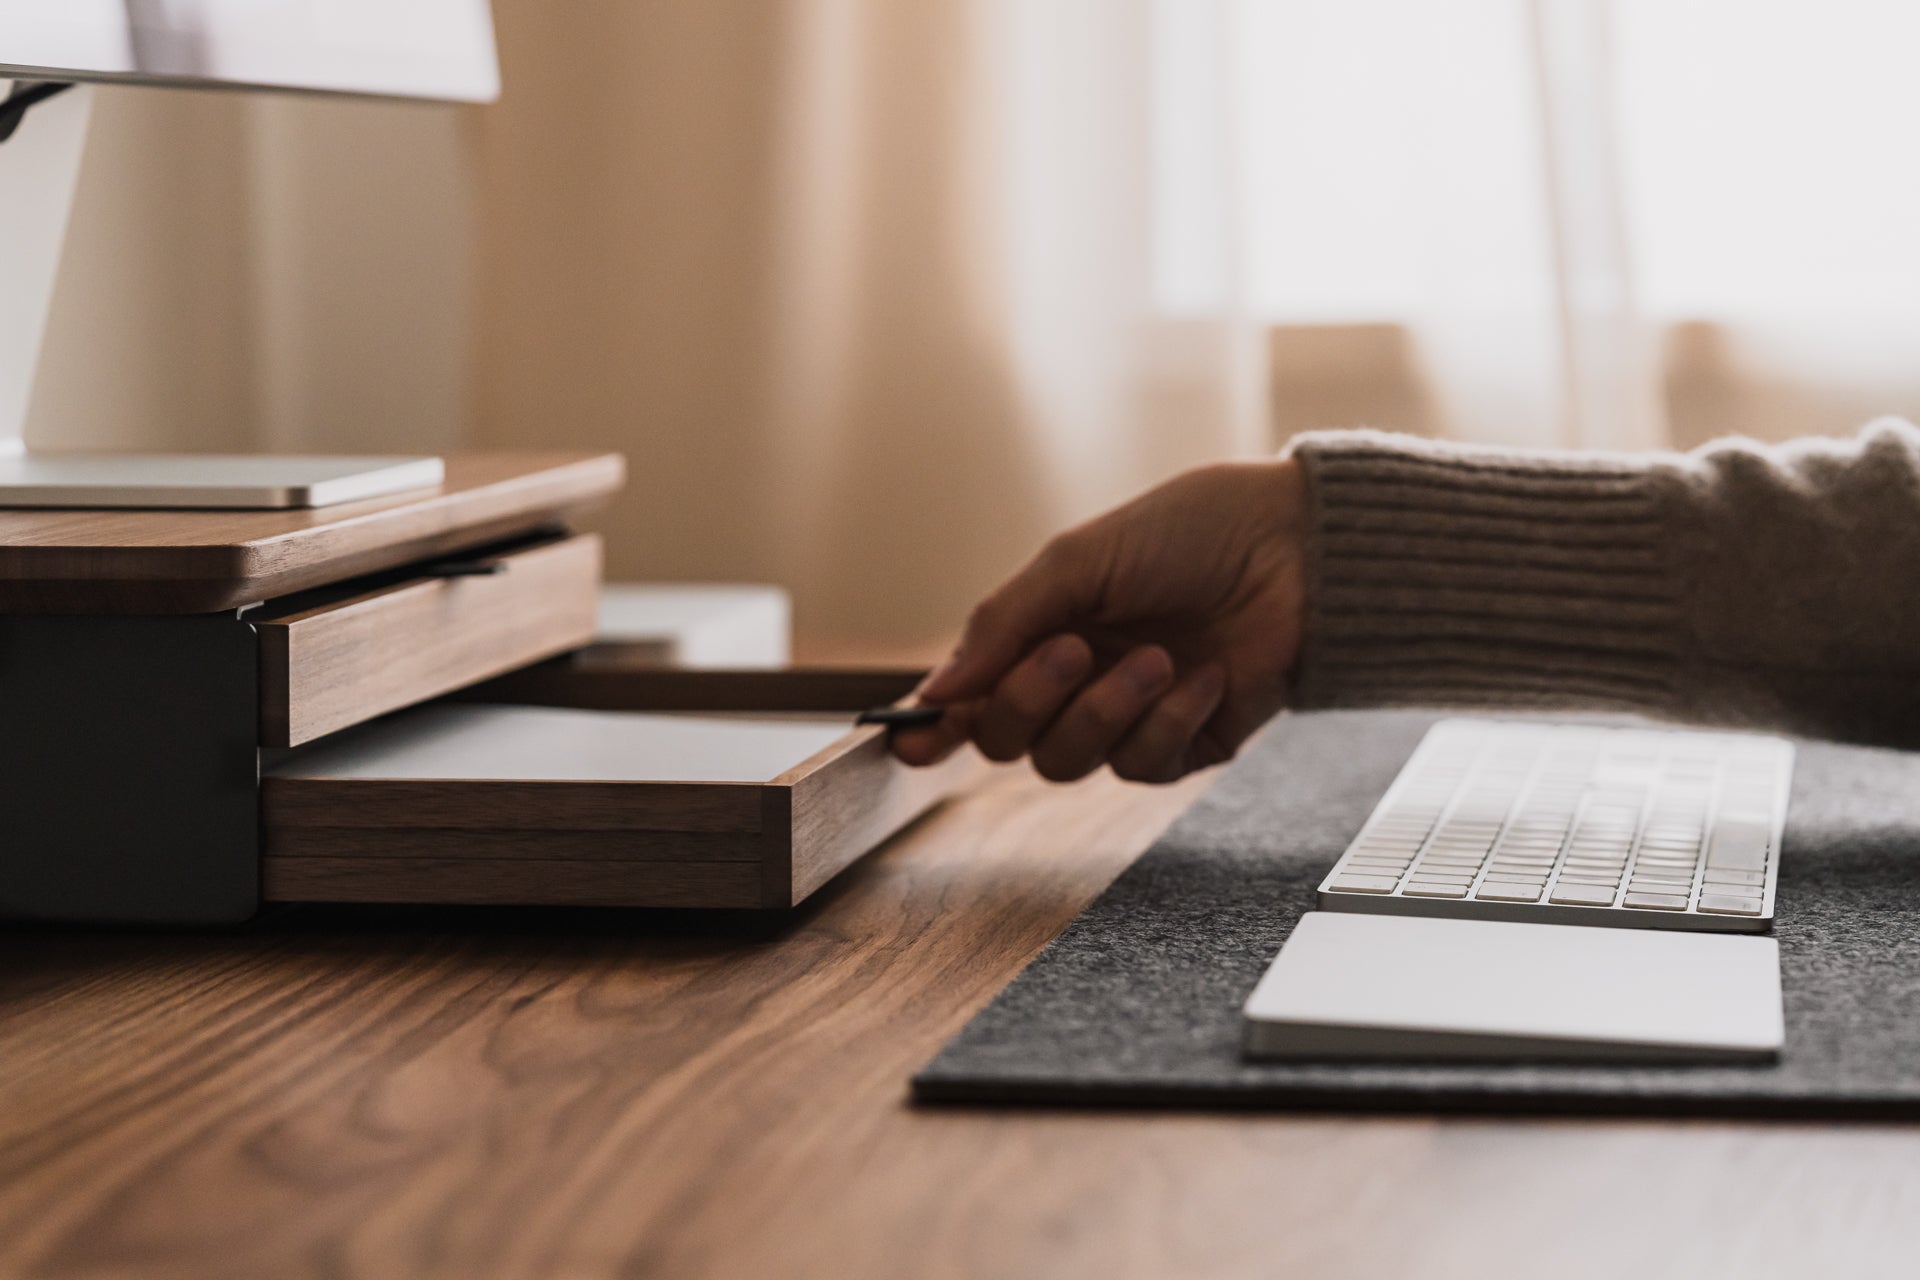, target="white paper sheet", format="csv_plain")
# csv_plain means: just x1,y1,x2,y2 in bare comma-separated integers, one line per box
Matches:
271,704,854,784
